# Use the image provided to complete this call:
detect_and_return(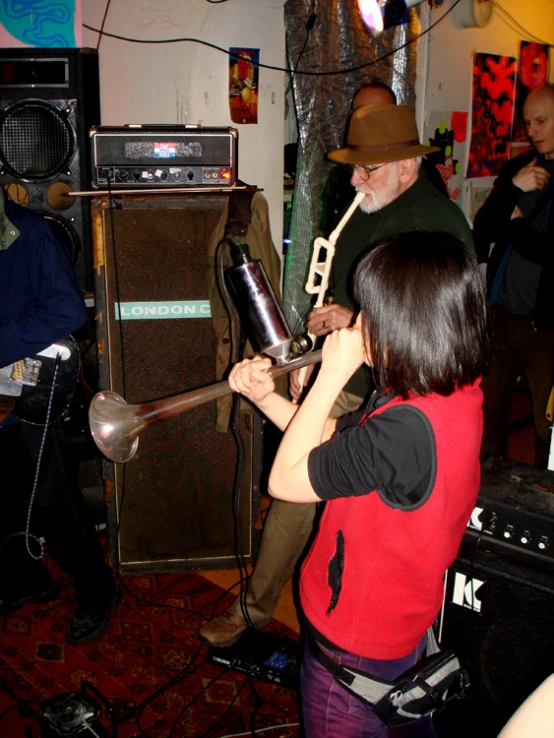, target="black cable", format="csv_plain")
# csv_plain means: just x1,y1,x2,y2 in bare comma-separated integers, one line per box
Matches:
492,1,554,46
195,677,251,738
166,666,244,738
212,238,266,737
115,570,250,732
117,577,207,621
468,529,486,614
83,1,463,78
102,179,128,538
215,240,254,631
123,646,209,727
284,11,317,120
